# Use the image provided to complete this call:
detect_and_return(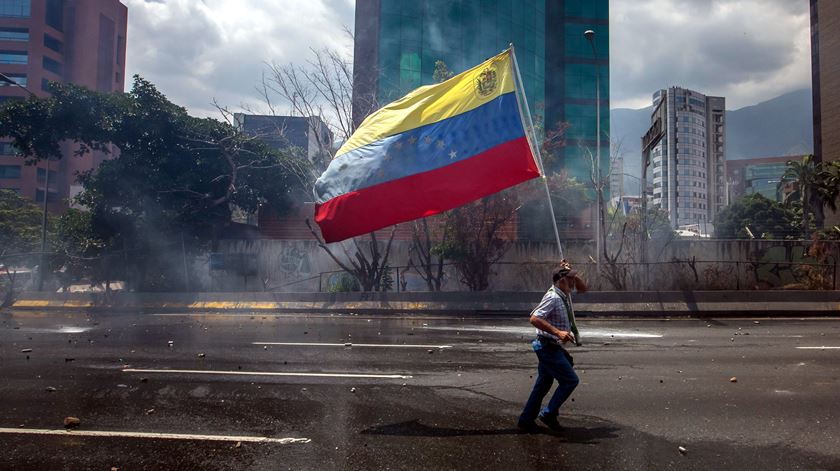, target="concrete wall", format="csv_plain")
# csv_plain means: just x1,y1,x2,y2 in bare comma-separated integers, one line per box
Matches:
191,238,839,292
